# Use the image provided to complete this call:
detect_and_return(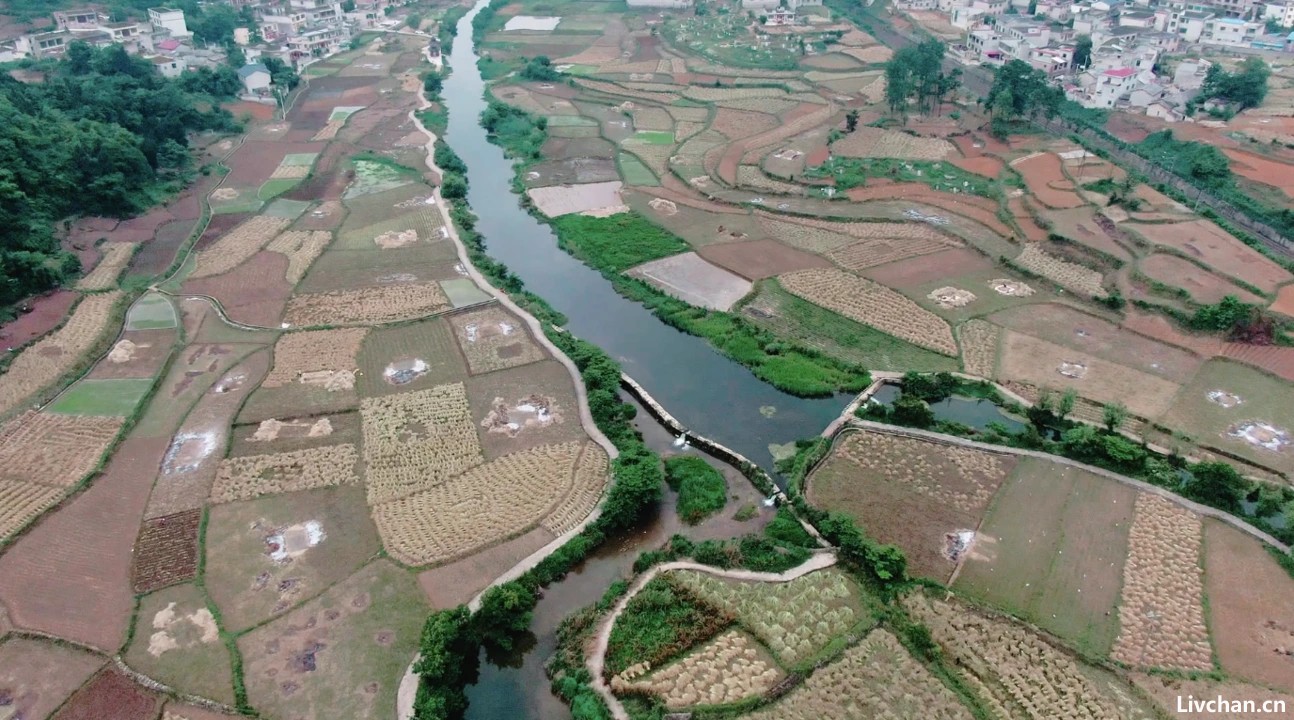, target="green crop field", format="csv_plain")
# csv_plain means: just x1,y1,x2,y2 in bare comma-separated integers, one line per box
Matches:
126,293,177,330
628,130,675,145
618,153,659,186
47,378,153,416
